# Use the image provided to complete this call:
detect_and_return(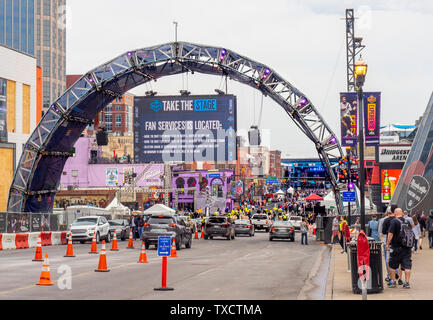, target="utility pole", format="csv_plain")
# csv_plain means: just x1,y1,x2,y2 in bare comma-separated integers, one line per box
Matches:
173,21,178,42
